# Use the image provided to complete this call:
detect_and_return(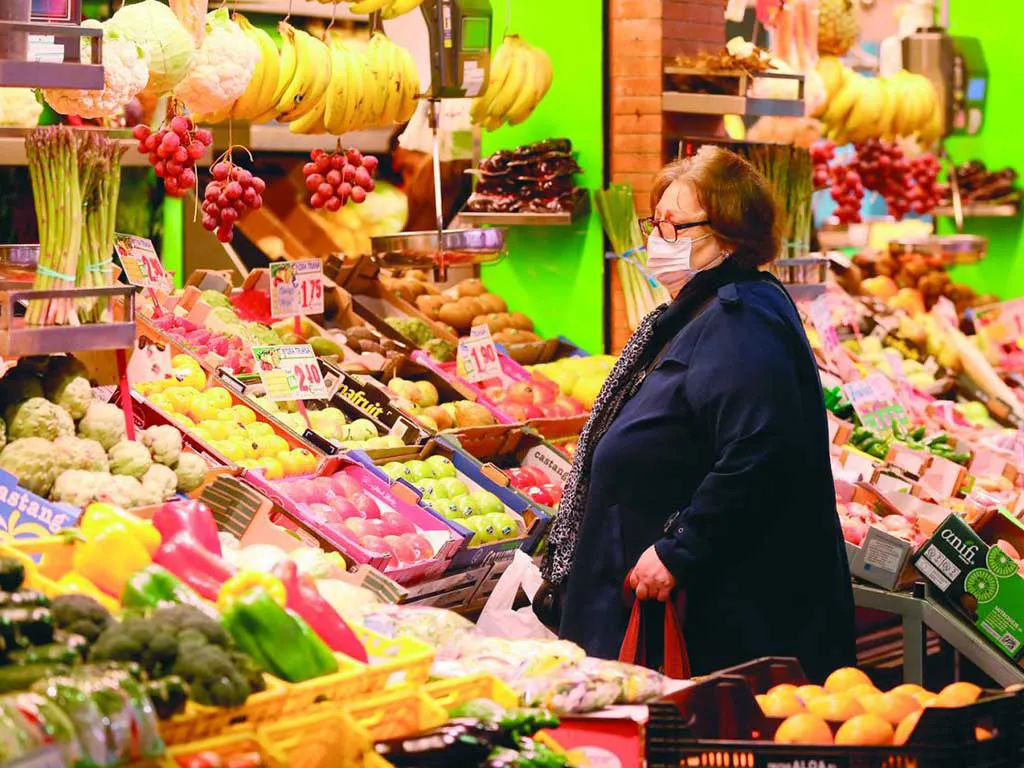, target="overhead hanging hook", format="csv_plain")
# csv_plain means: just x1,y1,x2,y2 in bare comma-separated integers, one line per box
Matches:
503,0,511,38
